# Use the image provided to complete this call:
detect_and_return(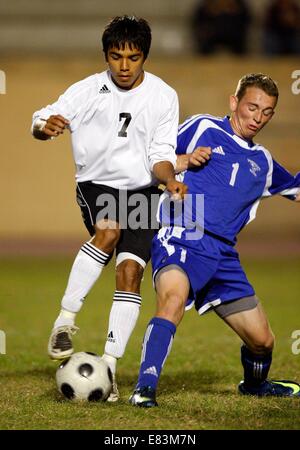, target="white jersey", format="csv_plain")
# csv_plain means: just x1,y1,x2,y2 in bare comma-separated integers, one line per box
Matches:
32,70,178,190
